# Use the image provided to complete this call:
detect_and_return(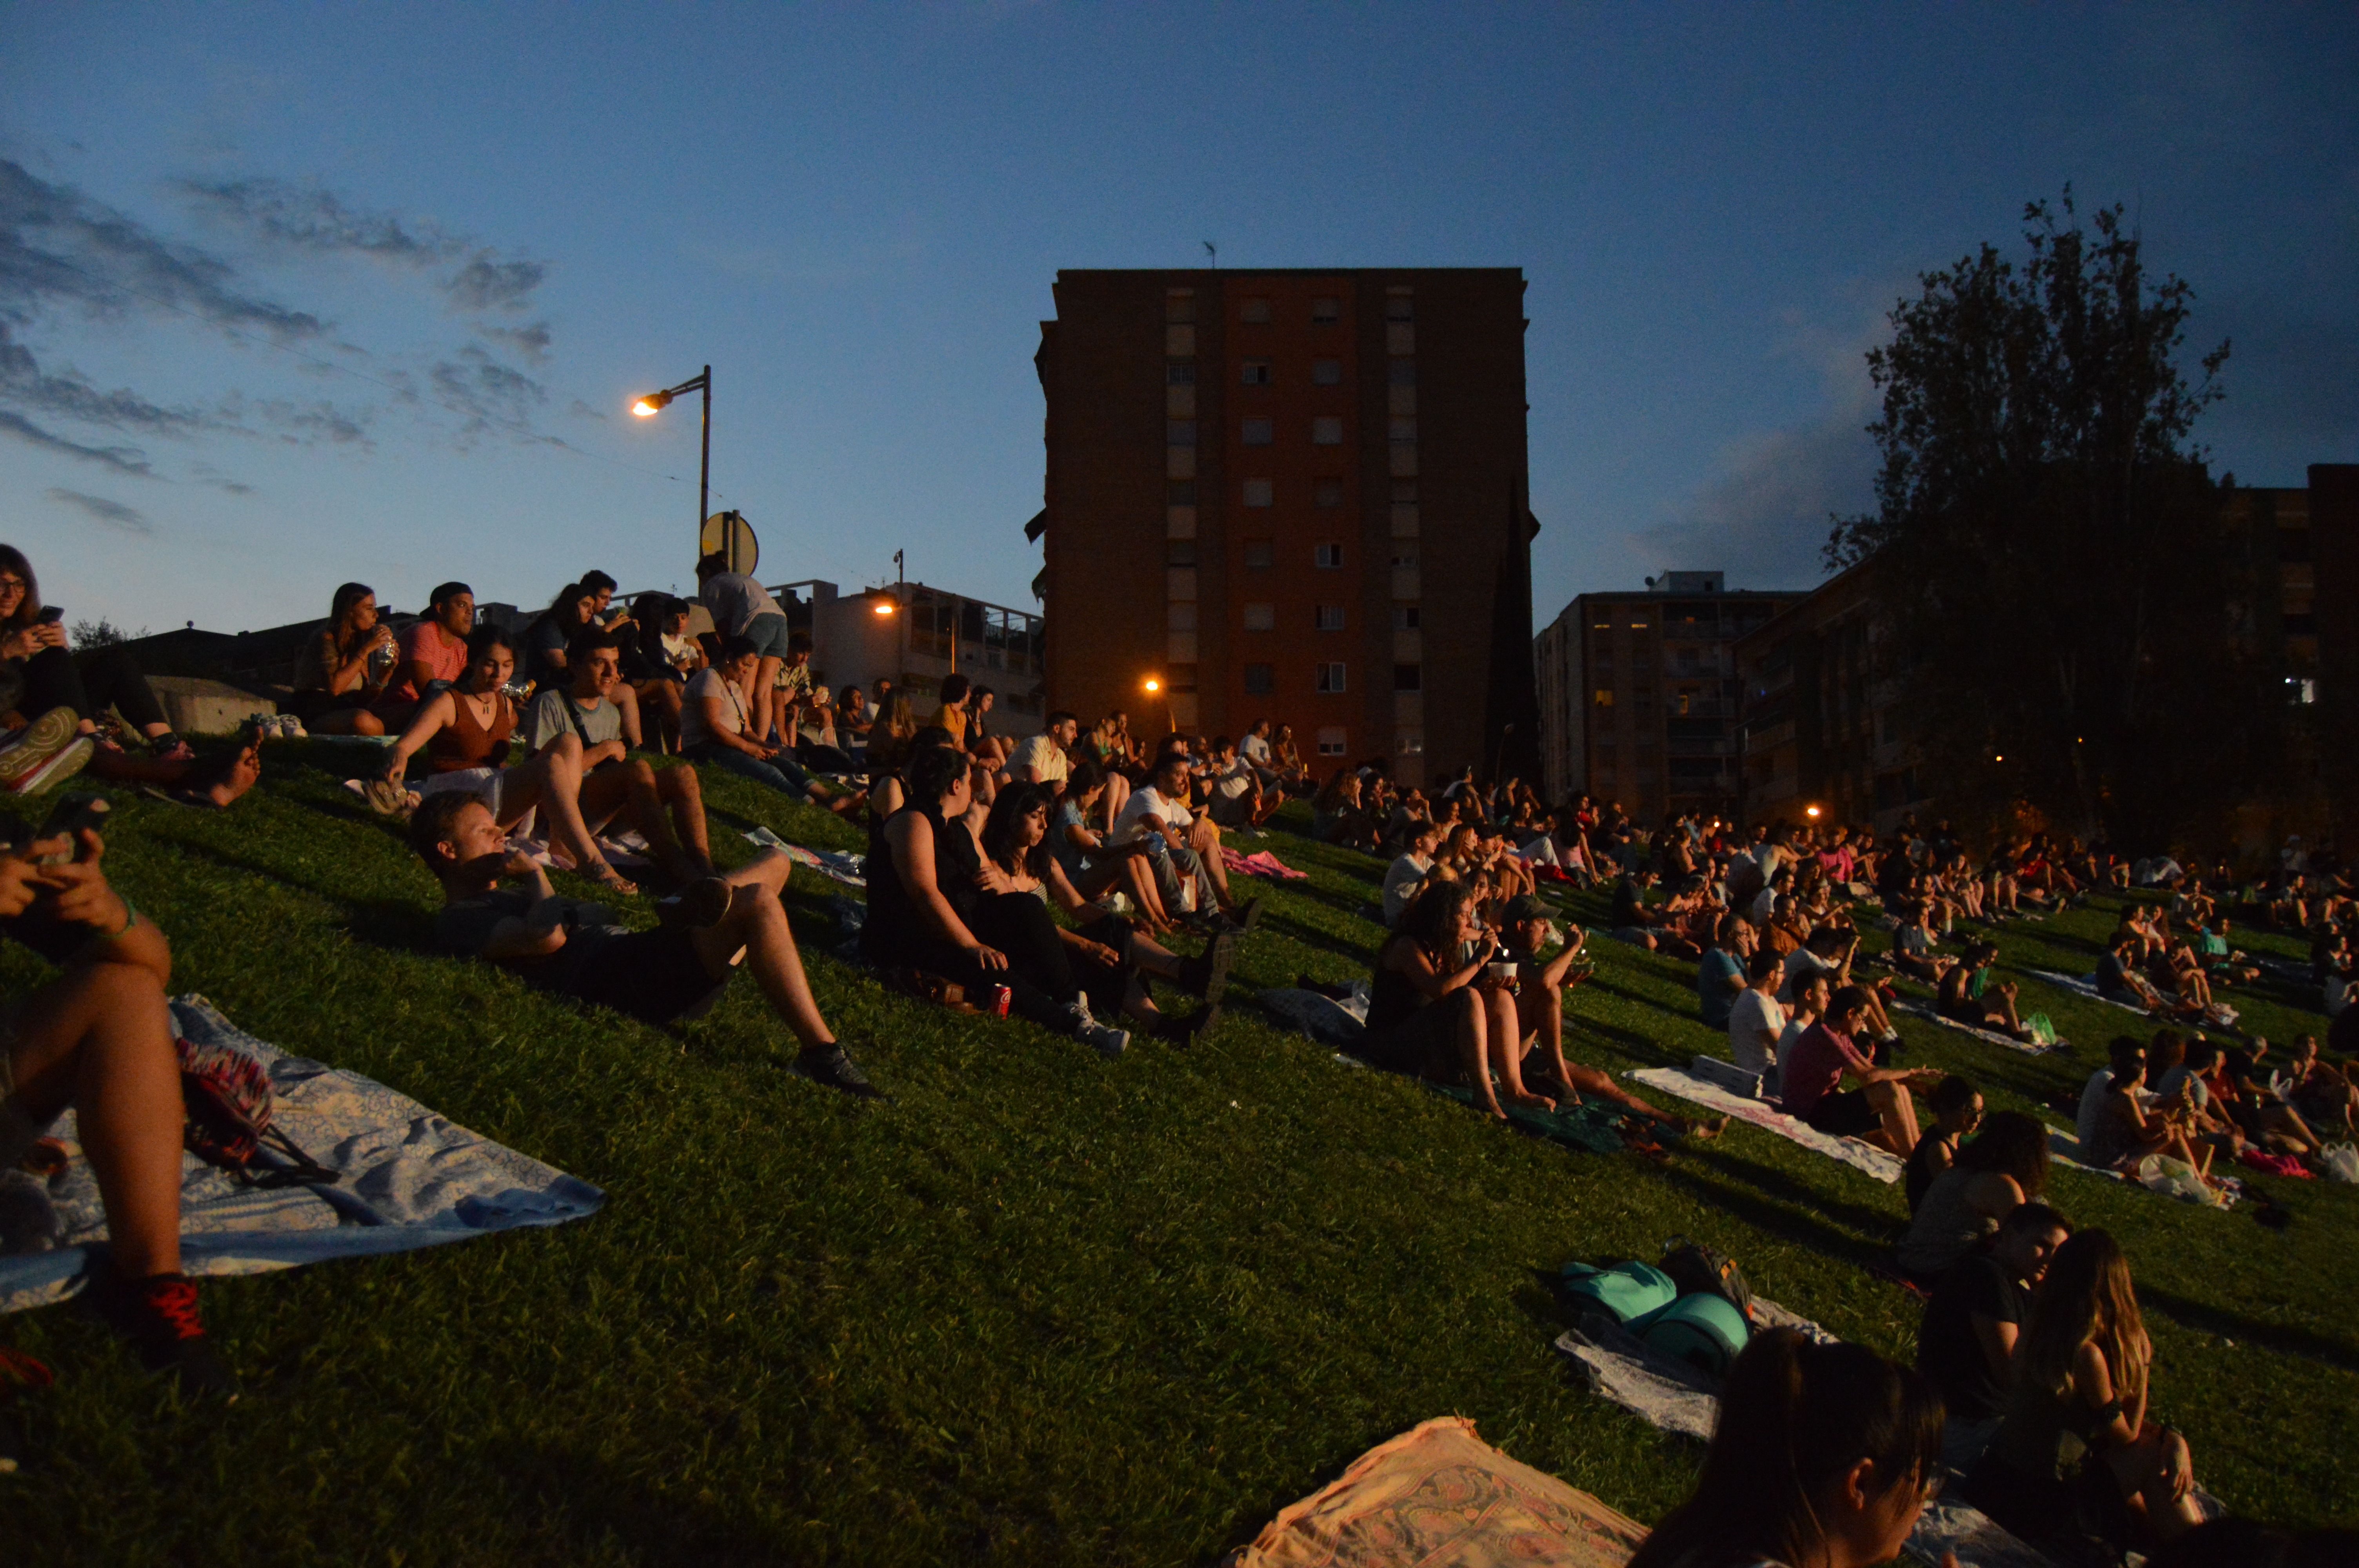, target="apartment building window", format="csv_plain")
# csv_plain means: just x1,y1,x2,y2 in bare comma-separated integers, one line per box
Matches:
1242,603,1274,632
1314,478,1344,507
1316,662,1348,693
1244,540,1274,570
1167,421,1196,446
1396,730,1423,755
1240,359,1272,385
1391,479,1416,503
1314,543,1344,569
1165,291,1195,323
1167,481,1196,505
1166,361,1195,385
1389,419,1416,443
1240,296,1272,323
1393,663,1422,692
1315,605,1345,631
1312,416,1343,445
1385,291,1413,321
1244,662,1275,695
1311,297,1340,324
1241,417,1274,445
1167,539,1196,566
1593,690,1614,707
1241,478,1273,507
1317,726,1347,756
1389,549,1418,569
1312,358,1342,385
1388,360,1415,386
1392,605,1420,630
